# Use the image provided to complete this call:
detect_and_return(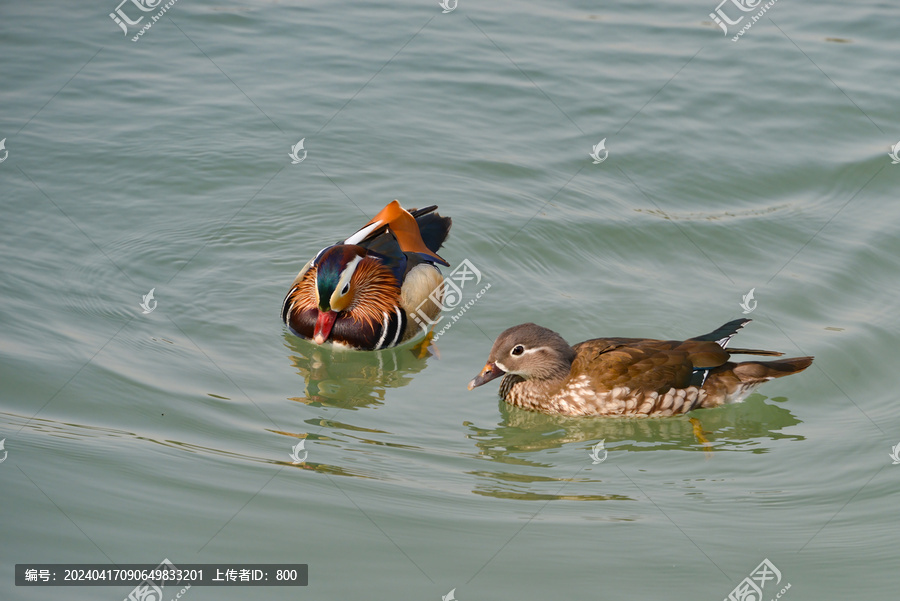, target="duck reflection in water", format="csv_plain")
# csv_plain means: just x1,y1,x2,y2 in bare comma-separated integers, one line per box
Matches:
468,393,804,460
285,333,434,410
463,395,803,501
